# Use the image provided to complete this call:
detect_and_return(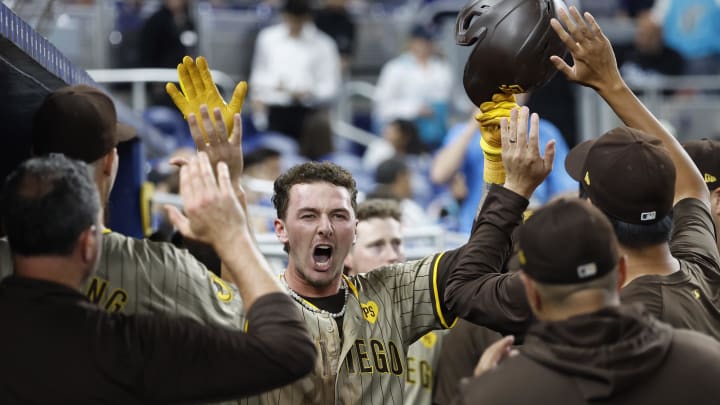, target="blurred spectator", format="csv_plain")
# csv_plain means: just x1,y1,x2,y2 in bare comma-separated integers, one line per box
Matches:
362,118,426,172
618,9,685,78
374,24,452,150
651,0,720,74
249,0,341,152
138,0,196,105
370,157,429,227
139,0,196,68
314,0,356,73
431,112,575,234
